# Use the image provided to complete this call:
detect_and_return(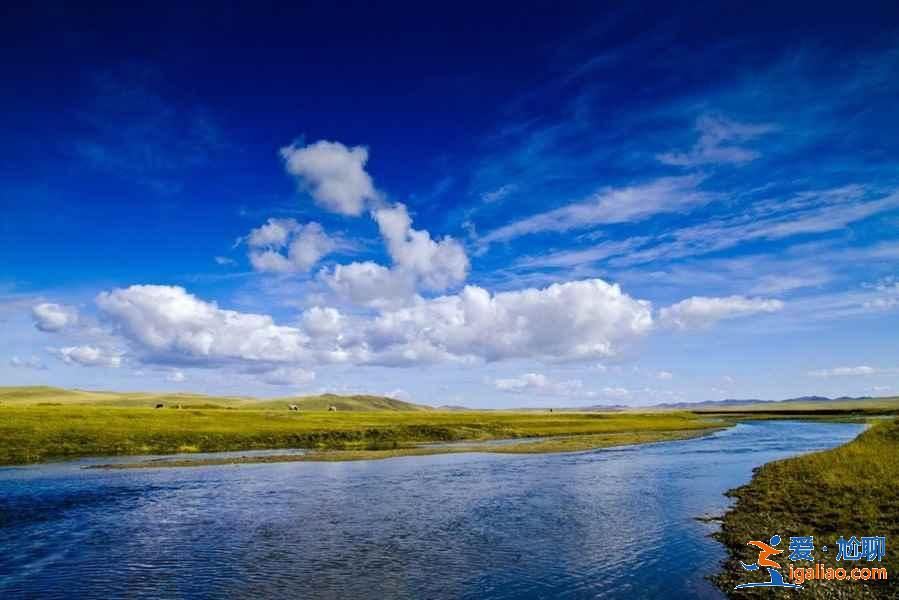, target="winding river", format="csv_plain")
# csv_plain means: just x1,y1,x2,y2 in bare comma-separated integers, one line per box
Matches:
0,420,866,599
